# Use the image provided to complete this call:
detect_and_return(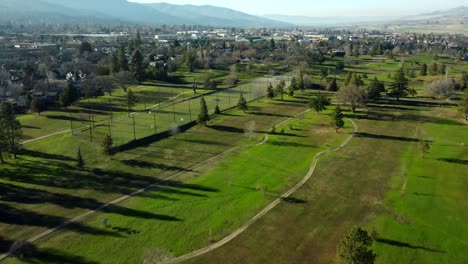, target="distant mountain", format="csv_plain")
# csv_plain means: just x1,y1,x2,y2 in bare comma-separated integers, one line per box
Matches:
0,0,118,25
146,3,289,27
0,0,290,27
401,6,468,22
263,14,391,26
